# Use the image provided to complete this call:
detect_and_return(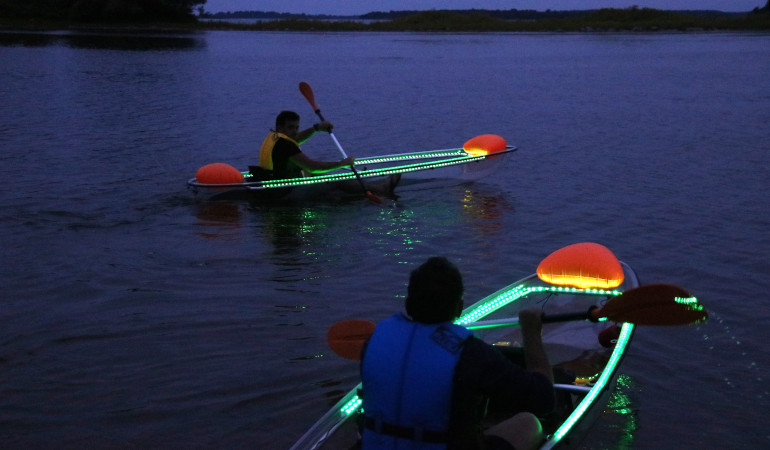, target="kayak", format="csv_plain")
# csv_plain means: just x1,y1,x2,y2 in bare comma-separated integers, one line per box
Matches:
292,243,644,449
187,134,516,201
